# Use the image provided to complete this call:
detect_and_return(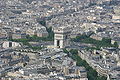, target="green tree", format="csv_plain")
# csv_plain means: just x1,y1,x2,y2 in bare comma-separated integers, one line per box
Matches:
102,38,111,44
36,18,46,26
44,27,54,41
69,49,107,80
70,49,78,54
72,34,115,50
114,42,119,48
63,48,69,54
